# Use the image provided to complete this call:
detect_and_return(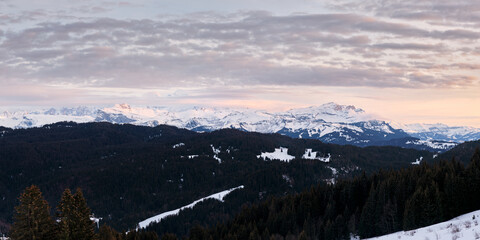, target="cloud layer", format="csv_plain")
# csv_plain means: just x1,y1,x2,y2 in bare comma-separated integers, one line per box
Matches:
1,5,480,90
